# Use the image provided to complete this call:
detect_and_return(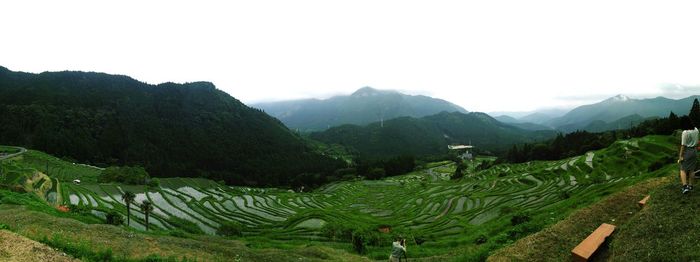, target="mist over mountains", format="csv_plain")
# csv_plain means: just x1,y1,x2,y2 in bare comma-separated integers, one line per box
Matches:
491,95,699,133
253,87,468,132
